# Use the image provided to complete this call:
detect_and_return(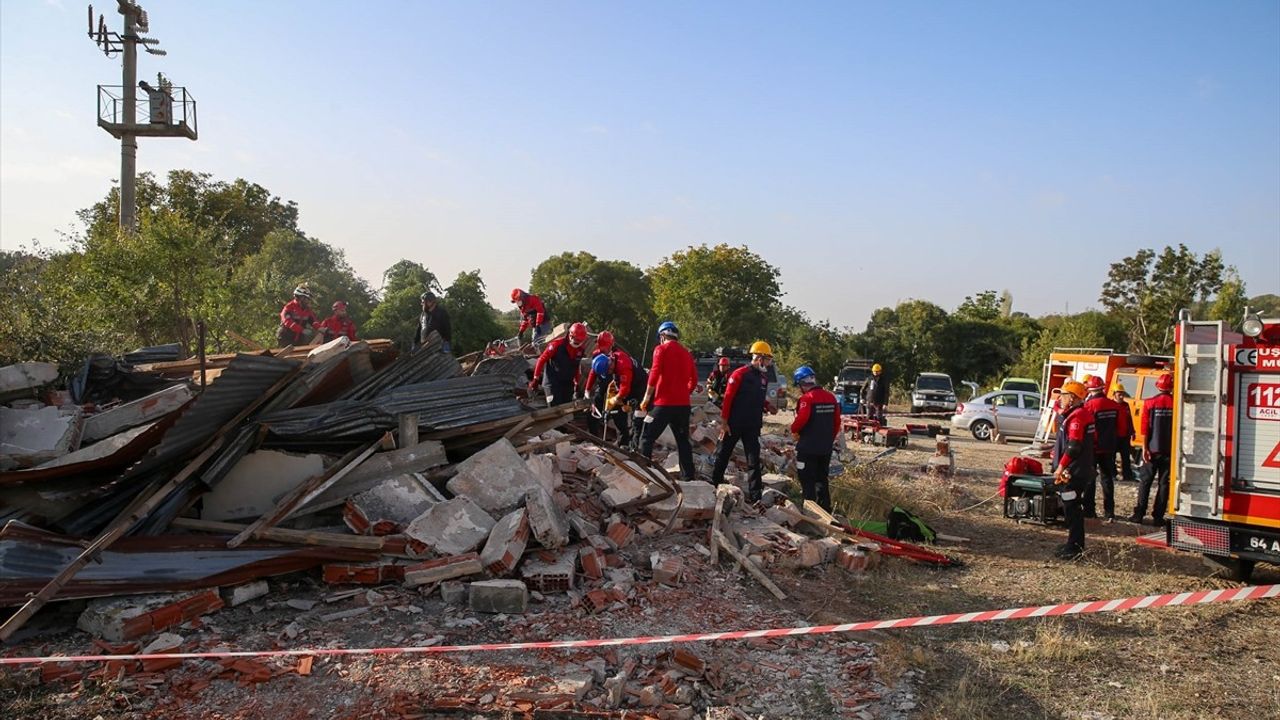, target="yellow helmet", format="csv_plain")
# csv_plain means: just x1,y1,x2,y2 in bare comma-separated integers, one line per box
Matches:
1060,380,1087,399
871,363,882,373
749,340,773,356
